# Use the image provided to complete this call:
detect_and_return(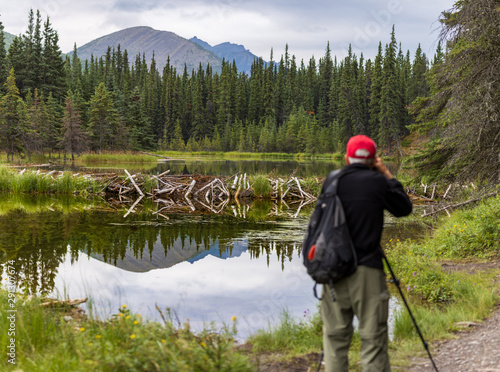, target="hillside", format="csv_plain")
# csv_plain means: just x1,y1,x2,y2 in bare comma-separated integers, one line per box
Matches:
3,30,16,51
190,36,259,73
72,26,223,74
